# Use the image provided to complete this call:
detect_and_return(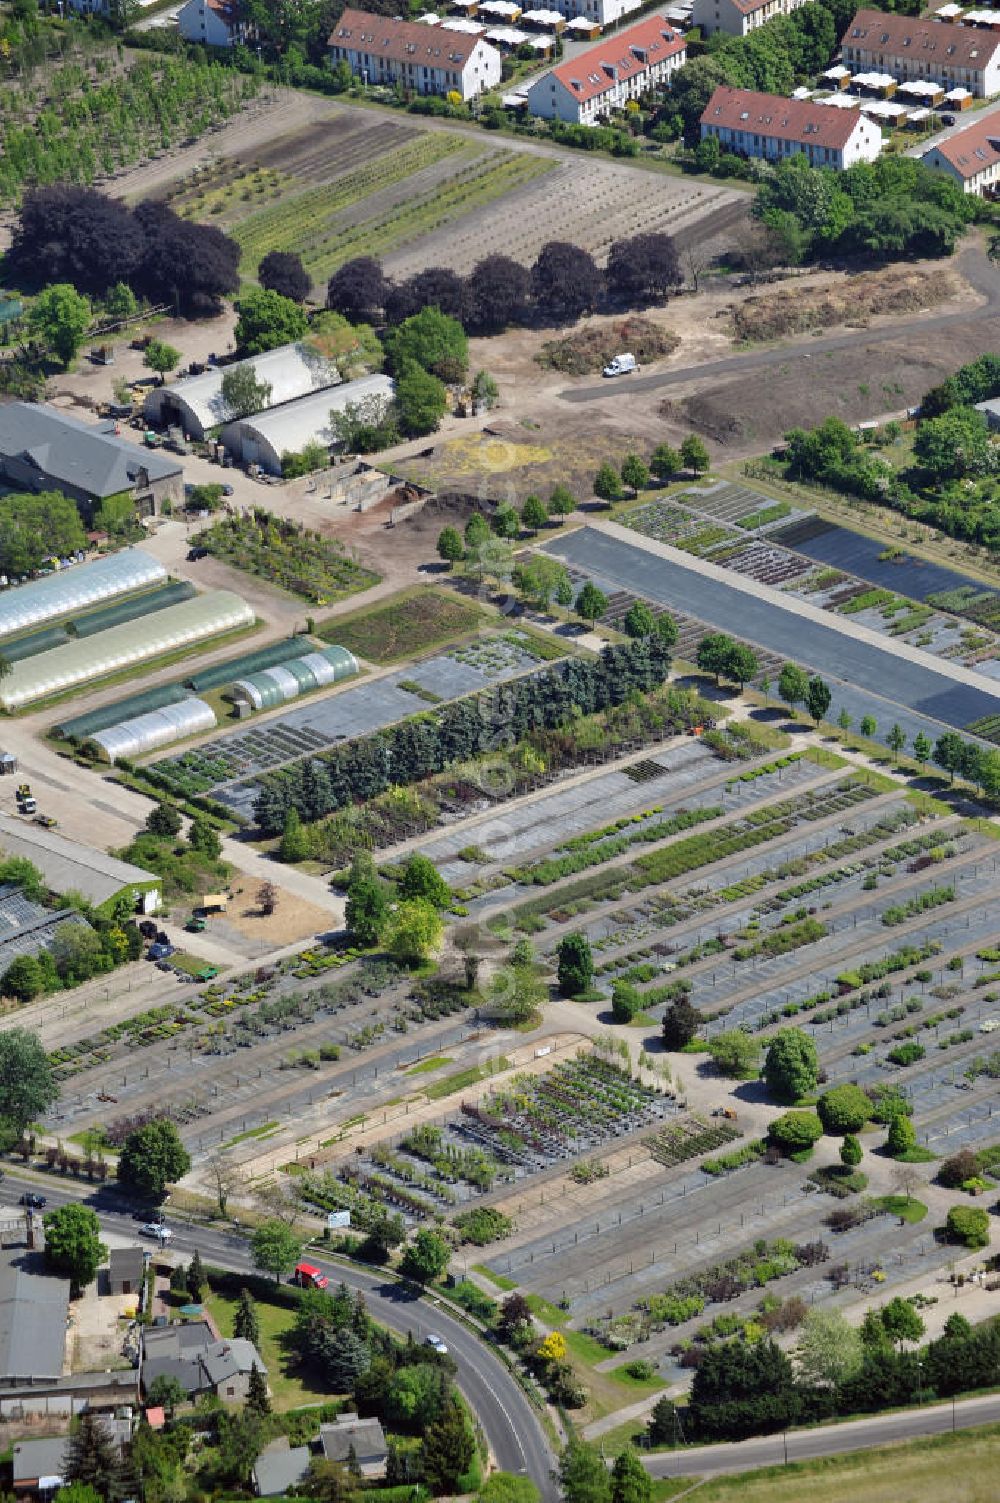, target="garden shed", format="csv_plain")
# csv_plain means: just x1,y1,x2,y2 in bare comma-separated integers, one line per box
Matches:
231,644,359,710
221,375,395,476
0,591,254,709
143,342,342,441
0,550,167,641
